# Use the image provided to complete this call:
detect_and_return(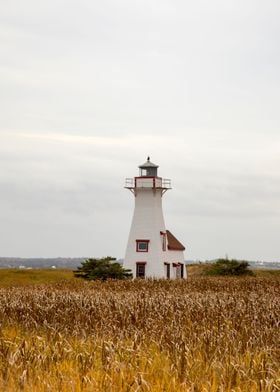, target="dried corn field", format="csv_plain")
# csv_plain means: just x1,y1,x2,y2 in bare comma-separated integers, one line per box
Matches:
0,277,279,391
